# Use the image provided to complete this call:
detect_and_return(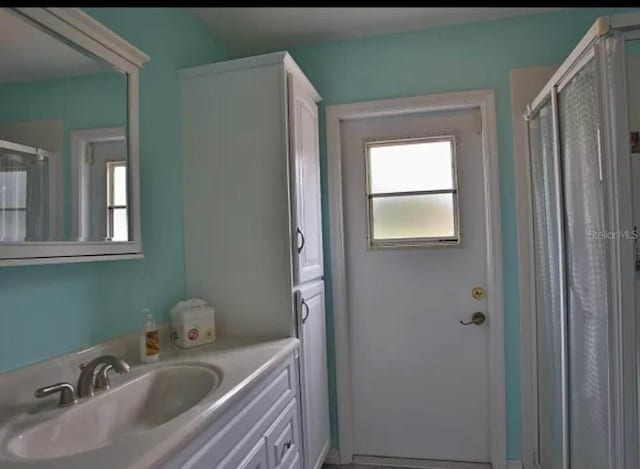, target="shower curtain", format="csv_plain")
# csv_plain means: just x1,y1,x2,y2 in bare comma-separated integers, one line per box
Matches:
0,147,49,241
